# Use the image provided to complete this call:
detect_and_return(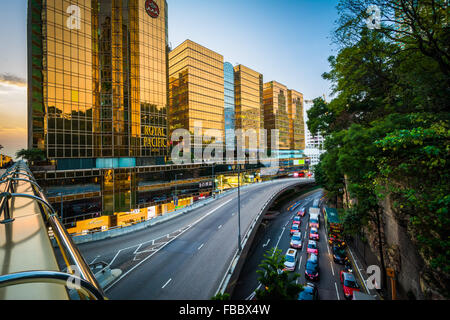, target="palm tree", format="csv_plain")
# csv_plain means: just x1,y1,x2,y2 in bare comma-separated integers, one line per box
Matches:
255,248,303,300
15,148,45,163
